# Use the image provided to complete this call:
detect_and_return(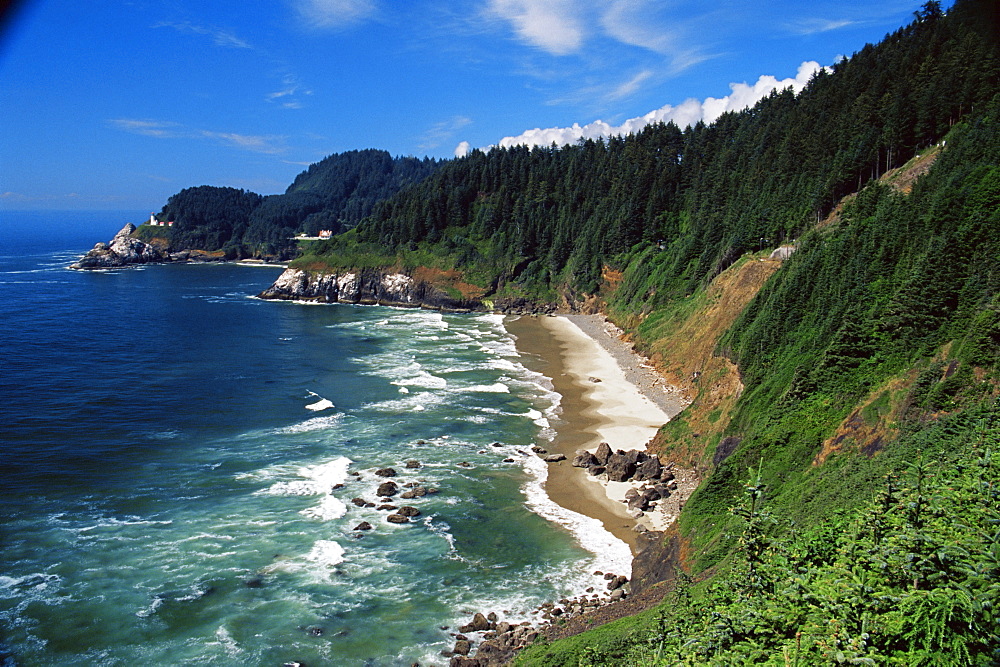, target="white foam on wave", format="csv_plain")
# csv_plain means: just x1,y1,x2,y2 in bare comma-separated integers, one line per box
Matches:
367,391,445,414
257,457,352,521
462,382,511,394
211,625,243,659
271,412,343,434
521,452,633,578
0,572,61,594
302,494,349,521
305,390,335,411
391,369,447,390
